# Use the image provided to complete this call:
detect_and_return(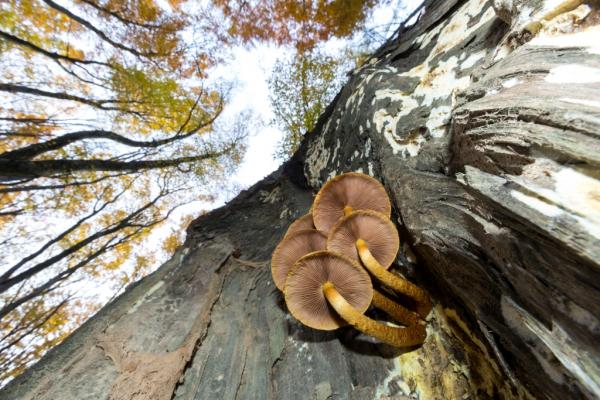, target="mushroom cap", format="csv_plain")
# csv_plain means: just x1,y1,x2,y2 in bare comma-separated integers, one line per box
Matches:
312,172,391,233
285,251,373,330
284,213,314,238
328,210,399,269
271,229,327,291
